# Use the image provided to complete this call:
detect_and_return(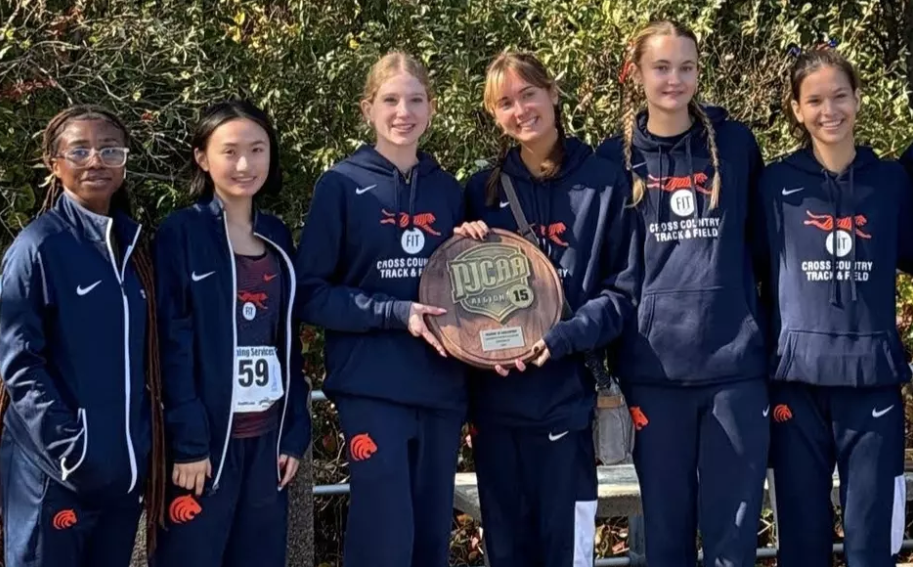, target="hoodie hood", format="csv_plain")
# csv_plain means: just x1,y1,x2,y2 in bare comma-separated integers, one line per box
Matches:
781,146,880,305
501,136,592,181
